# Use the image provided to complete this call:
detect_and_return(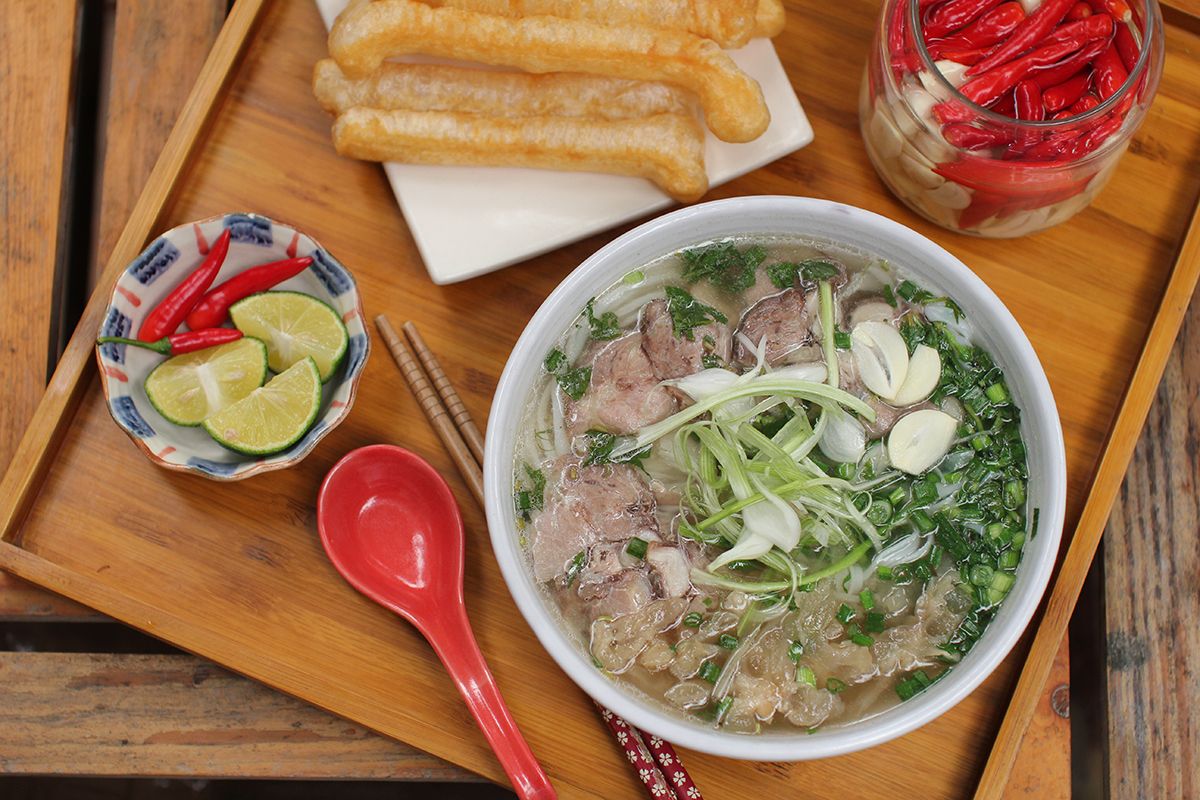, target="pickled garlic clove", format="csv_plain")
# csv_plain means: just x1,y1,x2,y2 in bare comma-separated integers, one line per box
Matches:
851,320,909,401
887,408,959,475
819,410,868,465
892,345,942,406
